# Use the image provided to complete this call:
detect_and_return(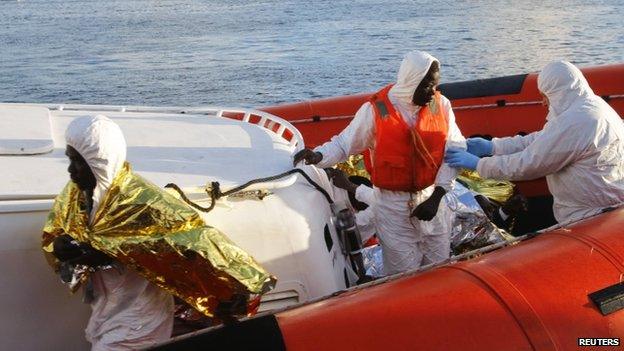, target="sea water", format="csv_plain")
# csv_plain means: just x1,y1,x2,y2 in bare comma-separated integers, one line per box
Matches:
1,0,622,107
